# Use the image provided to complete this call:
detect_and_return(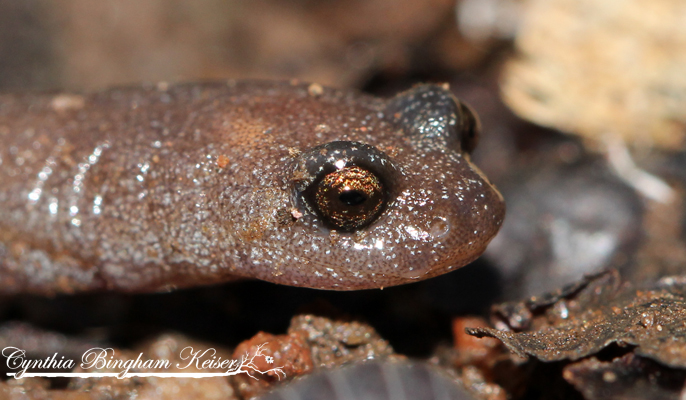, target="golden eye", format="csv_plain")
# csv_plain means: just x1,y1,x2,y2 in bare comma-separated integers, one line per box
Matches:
314,166,385,231
293,141,398,233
